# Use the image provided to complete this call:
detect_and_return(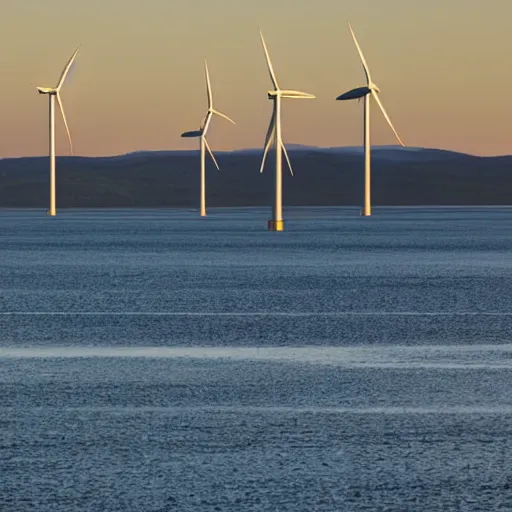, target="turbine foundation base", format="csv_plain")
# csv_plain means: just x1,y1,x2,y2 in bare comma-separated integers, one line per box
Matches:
360,209,371,217
268,220,284,231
